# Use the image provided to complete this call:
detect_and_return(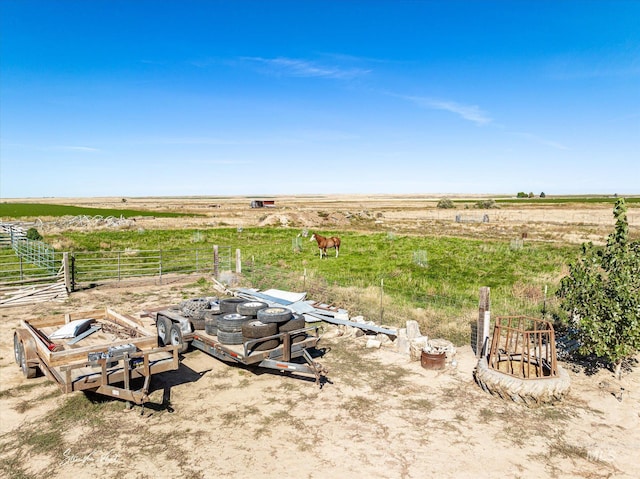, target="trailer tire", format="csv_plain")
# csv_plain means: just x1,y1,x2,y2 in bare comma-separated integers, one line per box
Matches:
278,314,306,332
190,318,206,331
181,298,210,317
257,307,293,324
156,315,173,347
217,330,244,345
279,314,307,343
217,313,250,333
19,342,37,378
242,320,278,339
169,323,189,354
204,317,218,336
237,301,269,317
13,332,22,365
247,338,280,352
220,298,246,314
